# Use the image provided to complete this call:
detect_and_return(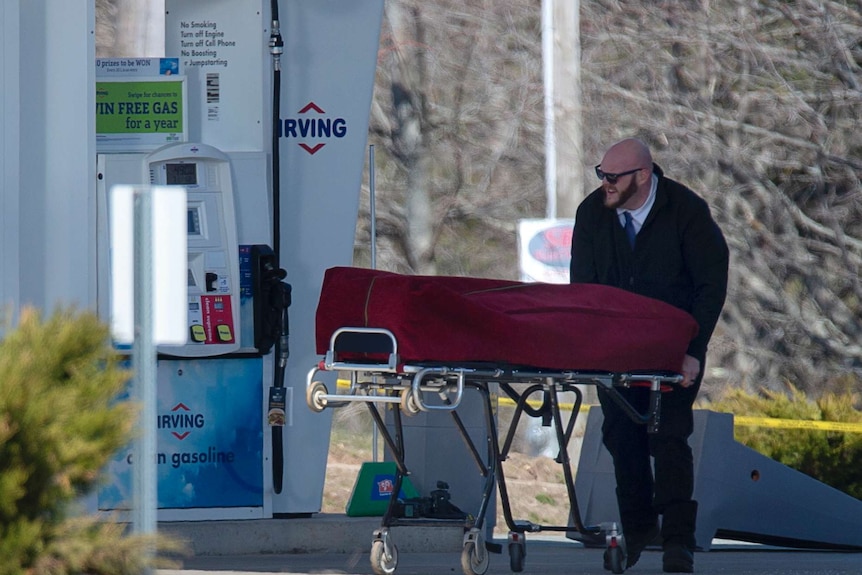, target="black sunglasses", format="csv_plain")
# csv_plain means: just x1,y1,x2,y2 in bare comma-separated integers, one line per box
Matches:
595,165,642,184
